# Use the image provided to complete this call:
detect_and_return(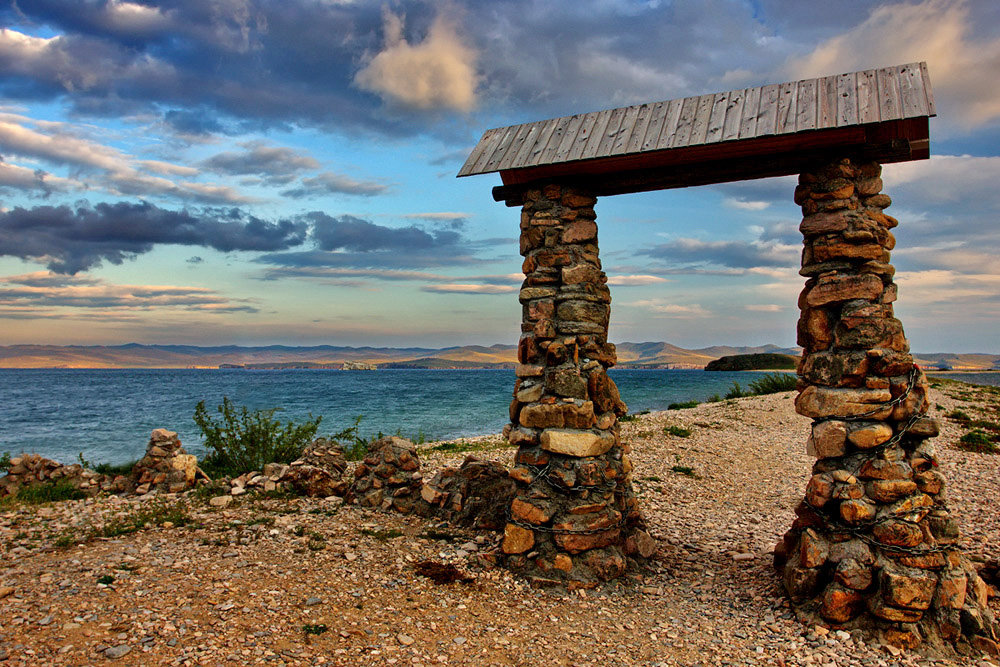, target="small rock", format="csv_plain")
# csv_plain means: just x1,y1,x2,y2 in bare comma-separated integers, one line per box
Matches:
104,644,132,659
305,597,322,606
209,495,233,508
397,633,414,646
